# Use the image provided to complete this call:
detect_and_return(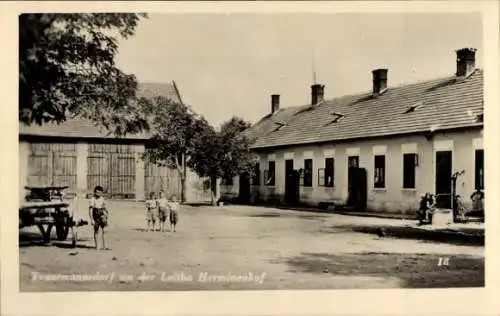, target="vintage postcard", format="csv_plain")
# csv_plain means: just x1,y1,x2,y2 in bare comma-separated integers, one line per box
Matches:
1,1,499,316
